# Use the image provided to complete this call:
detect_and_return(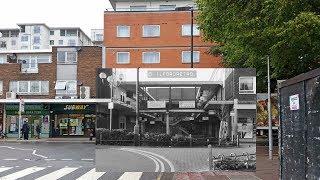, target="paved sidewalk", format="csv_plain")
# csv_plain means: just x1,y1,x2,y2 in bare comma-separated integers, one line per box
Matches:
0,137,95,143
